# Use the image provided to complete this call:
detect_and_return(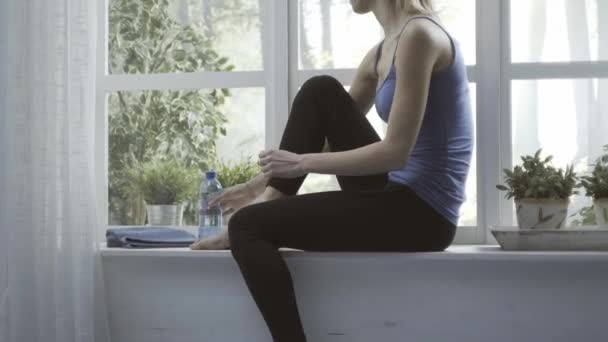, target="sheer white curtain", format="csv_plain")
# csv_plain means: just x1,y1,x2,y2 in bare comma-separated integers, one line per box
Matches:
0,1,109,341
